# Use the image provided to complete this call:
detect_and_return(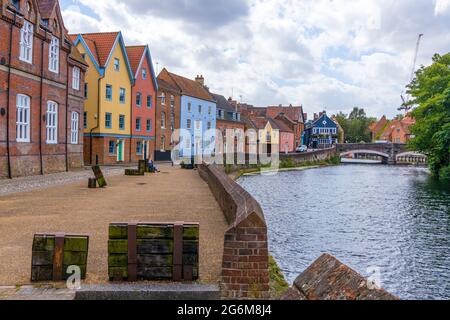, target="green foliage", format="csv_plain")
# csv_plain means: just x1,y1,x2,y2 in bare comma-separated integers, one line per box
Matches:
269,256,289,298
334,108,375,143
280,158,297,169
407,53,450,180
